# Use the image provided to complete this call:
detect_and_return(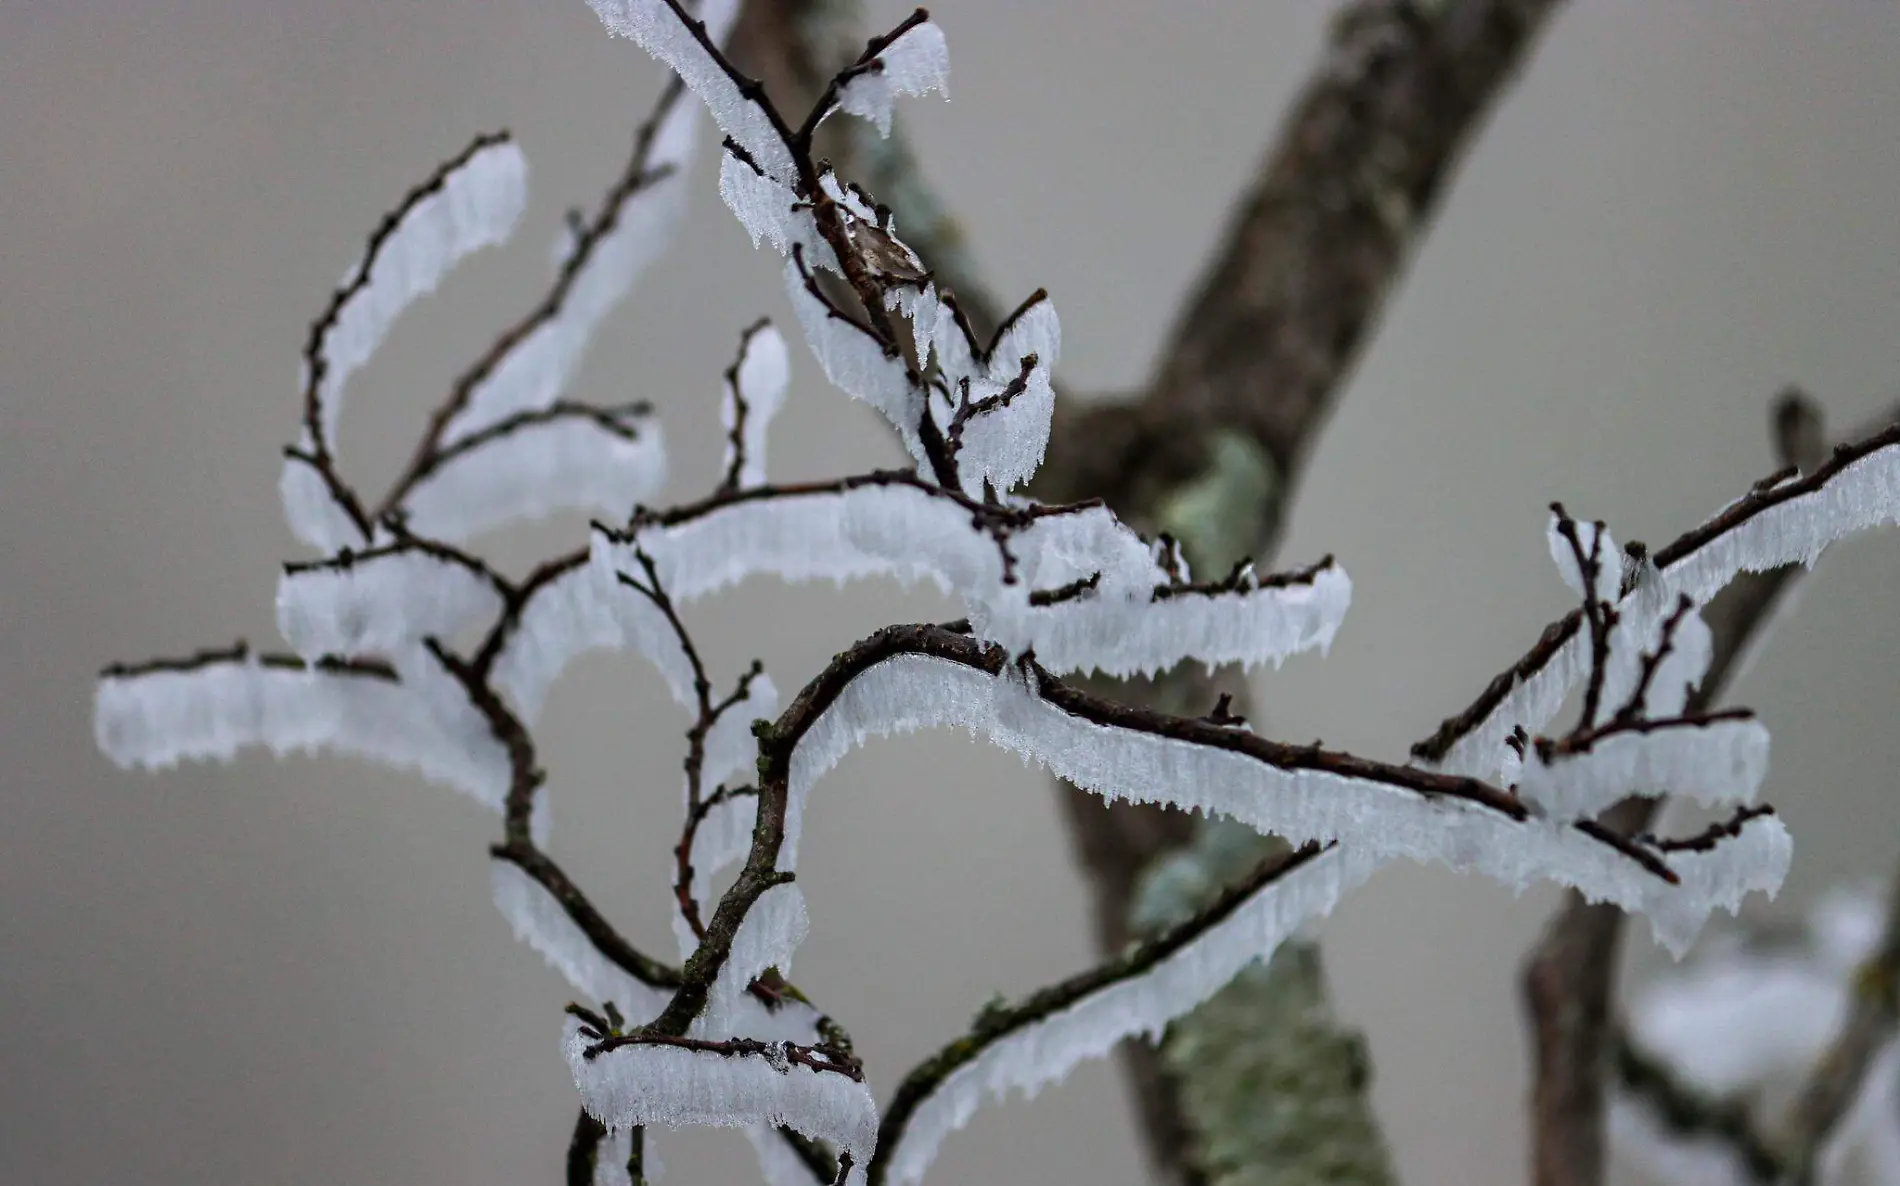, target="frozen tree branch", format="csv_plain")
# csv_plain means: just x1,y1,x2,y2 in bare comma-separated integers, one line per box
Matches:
92,5,1900,1186
1518,393,1900,1186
